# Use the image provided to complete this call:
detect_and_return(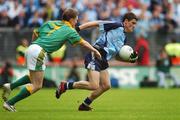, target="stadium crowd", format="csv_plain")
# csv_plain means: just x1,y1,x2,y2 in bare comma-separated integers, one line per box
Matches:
0,0,179,29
